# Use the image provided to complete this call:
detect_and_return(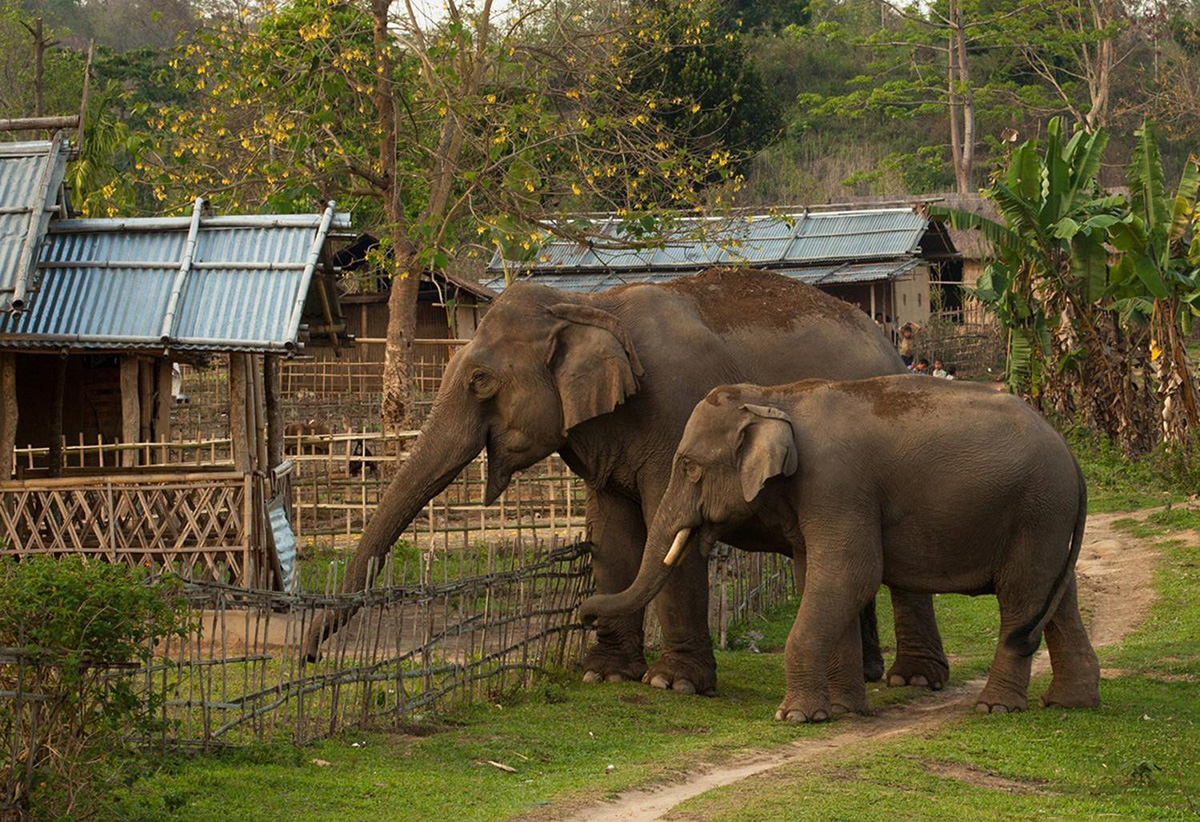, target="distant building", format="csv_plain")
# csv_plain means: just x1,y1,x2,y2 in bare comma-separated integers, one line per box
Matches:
483,206,961,333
